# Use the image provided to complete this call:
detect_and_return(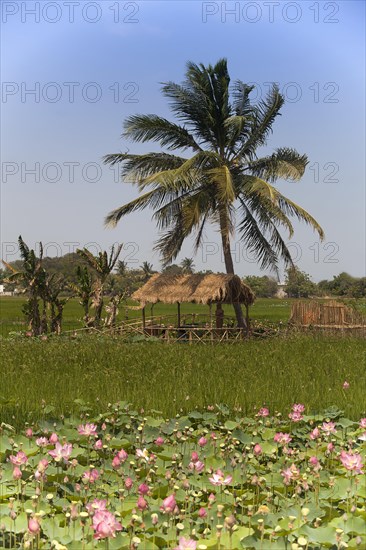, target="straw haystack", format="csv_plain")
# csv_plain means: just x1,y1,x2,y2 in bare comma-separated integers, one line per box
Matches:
132,273,255,307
